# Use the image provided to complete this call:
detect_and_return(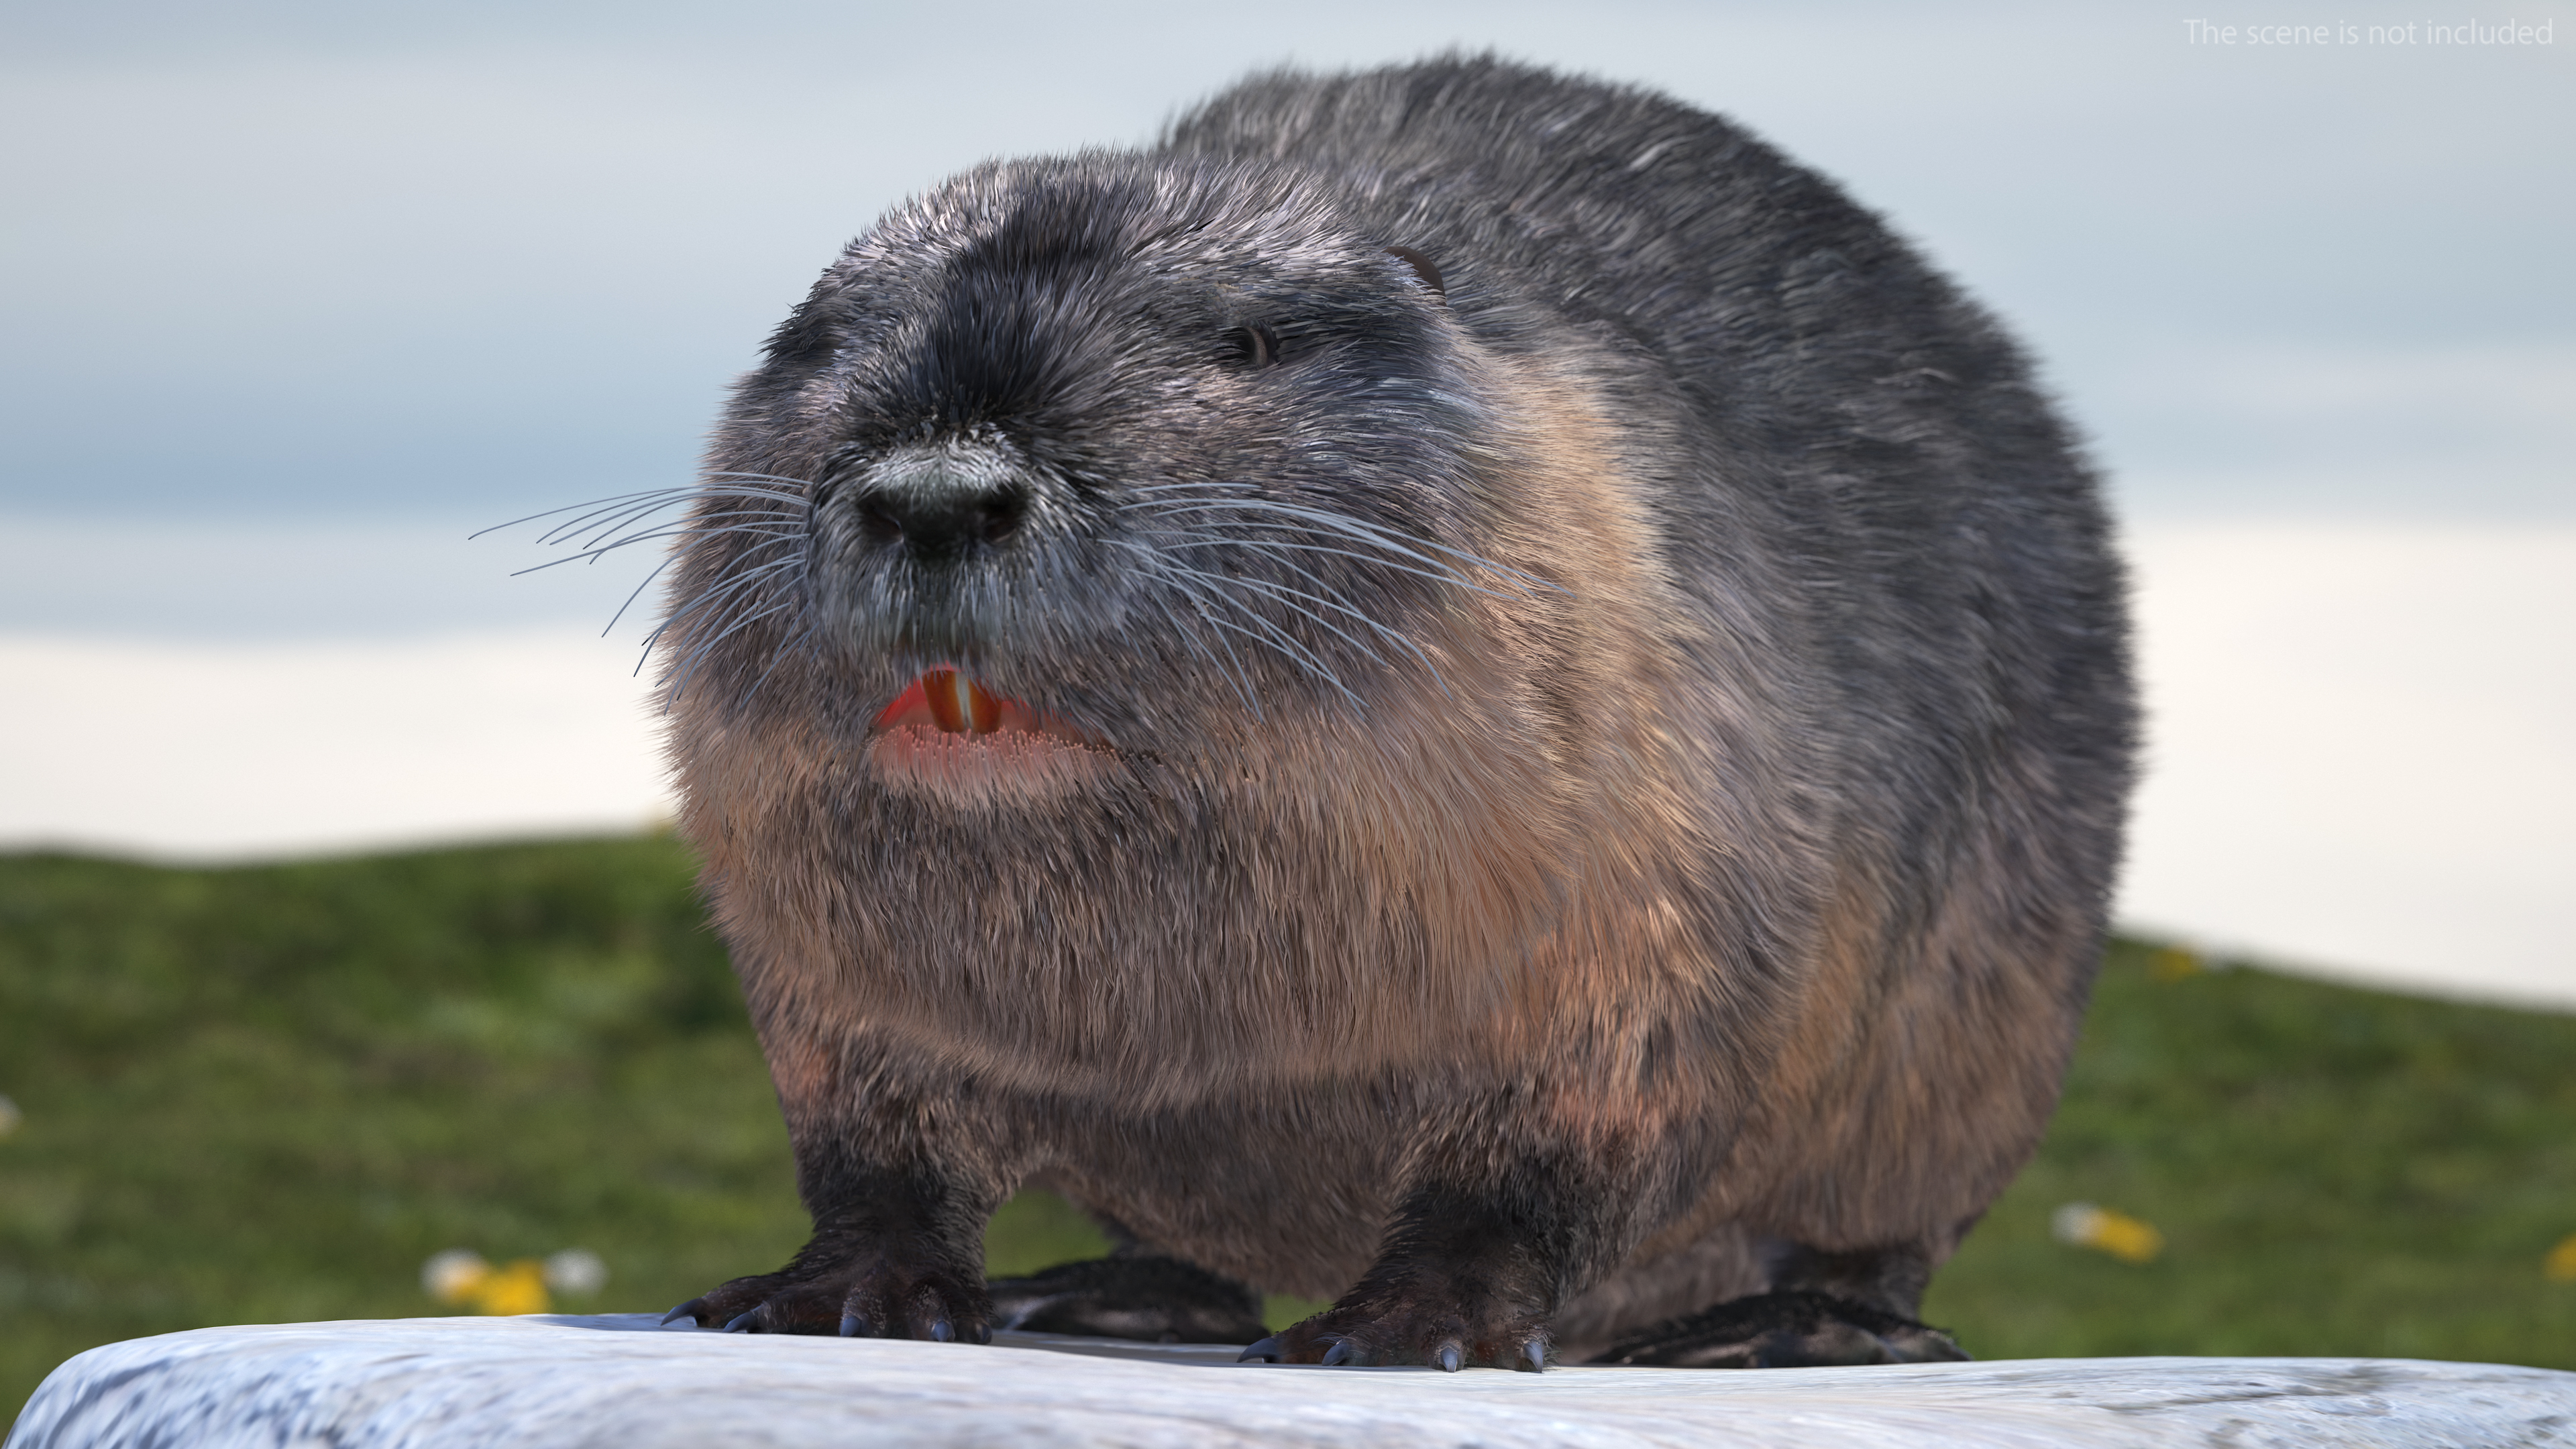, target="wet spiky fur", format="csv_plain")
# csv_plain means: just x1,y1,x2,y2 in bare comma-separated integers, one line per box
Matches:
655,56,2134,1368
